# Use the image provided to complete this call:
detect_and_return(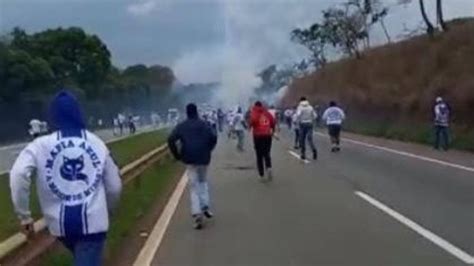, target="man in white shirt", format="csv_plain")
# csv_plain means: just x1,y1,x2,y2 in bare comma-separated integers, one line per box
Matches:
322,101,346,152
296,97,318,160
433,96,450,150
29,119,42,139
10,90,122,266
233,107,246,152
